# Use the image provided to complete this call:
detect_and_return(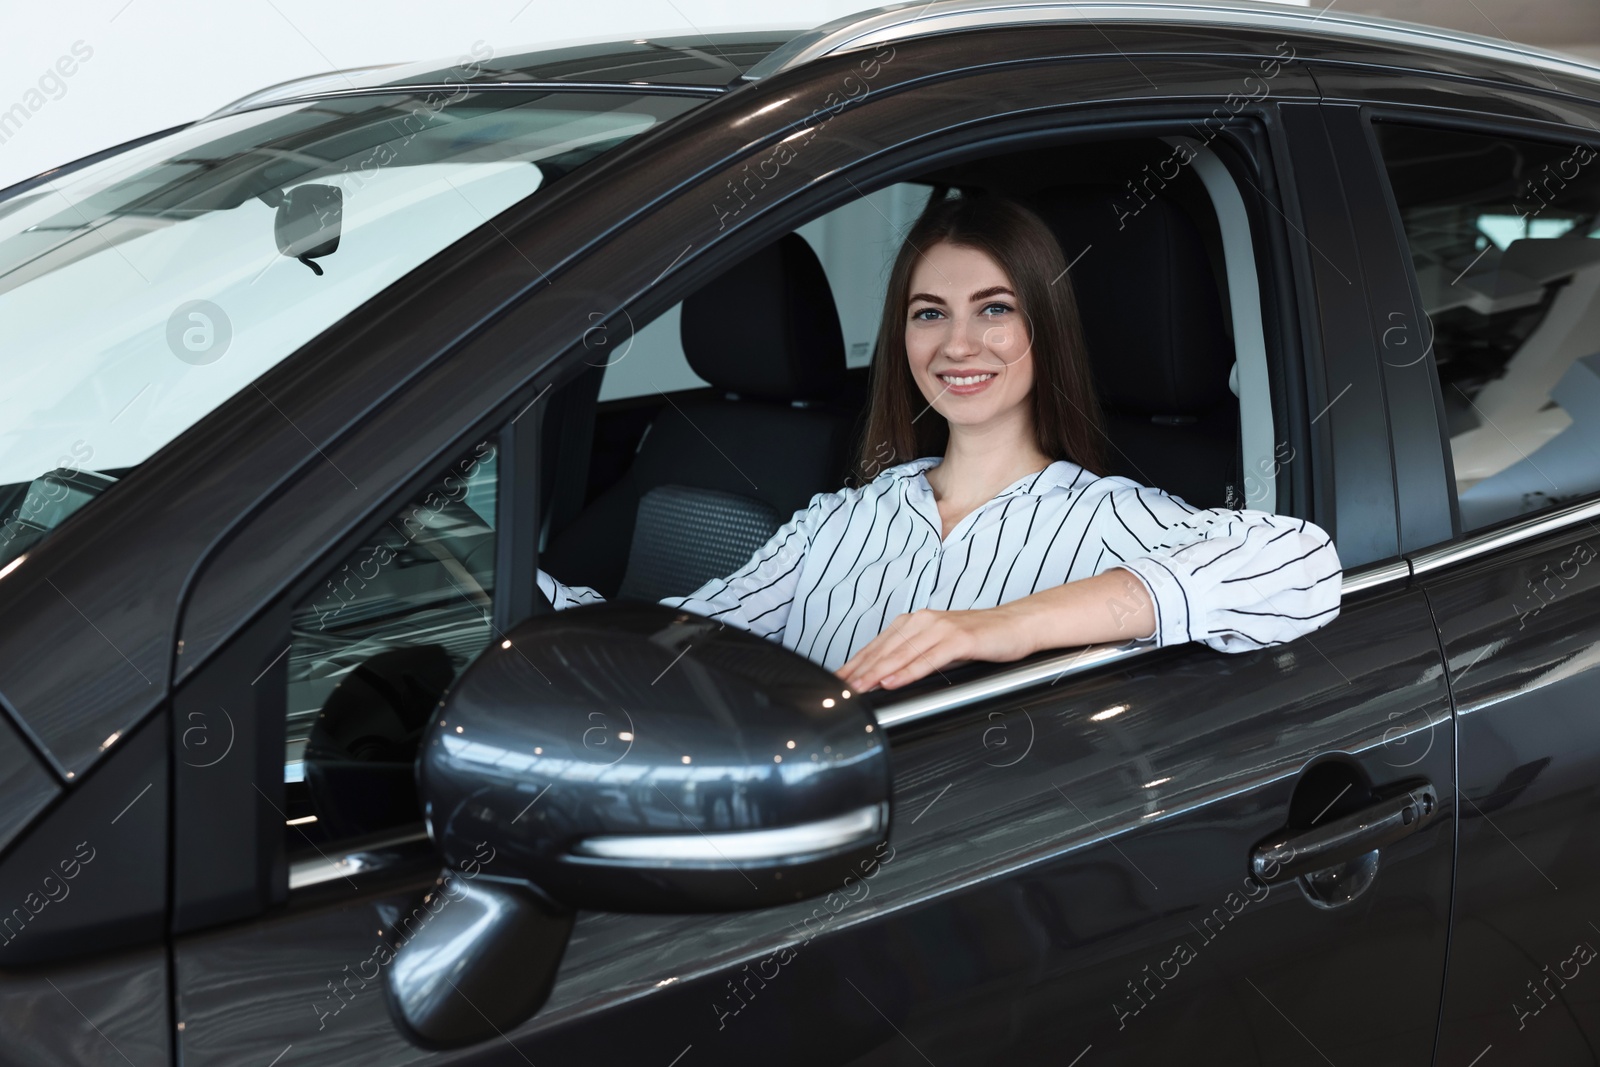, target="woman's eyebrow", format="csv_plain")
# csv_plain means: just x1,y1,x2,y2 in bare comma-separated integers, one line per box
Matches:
908,292,946,305
970,285,1015,301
